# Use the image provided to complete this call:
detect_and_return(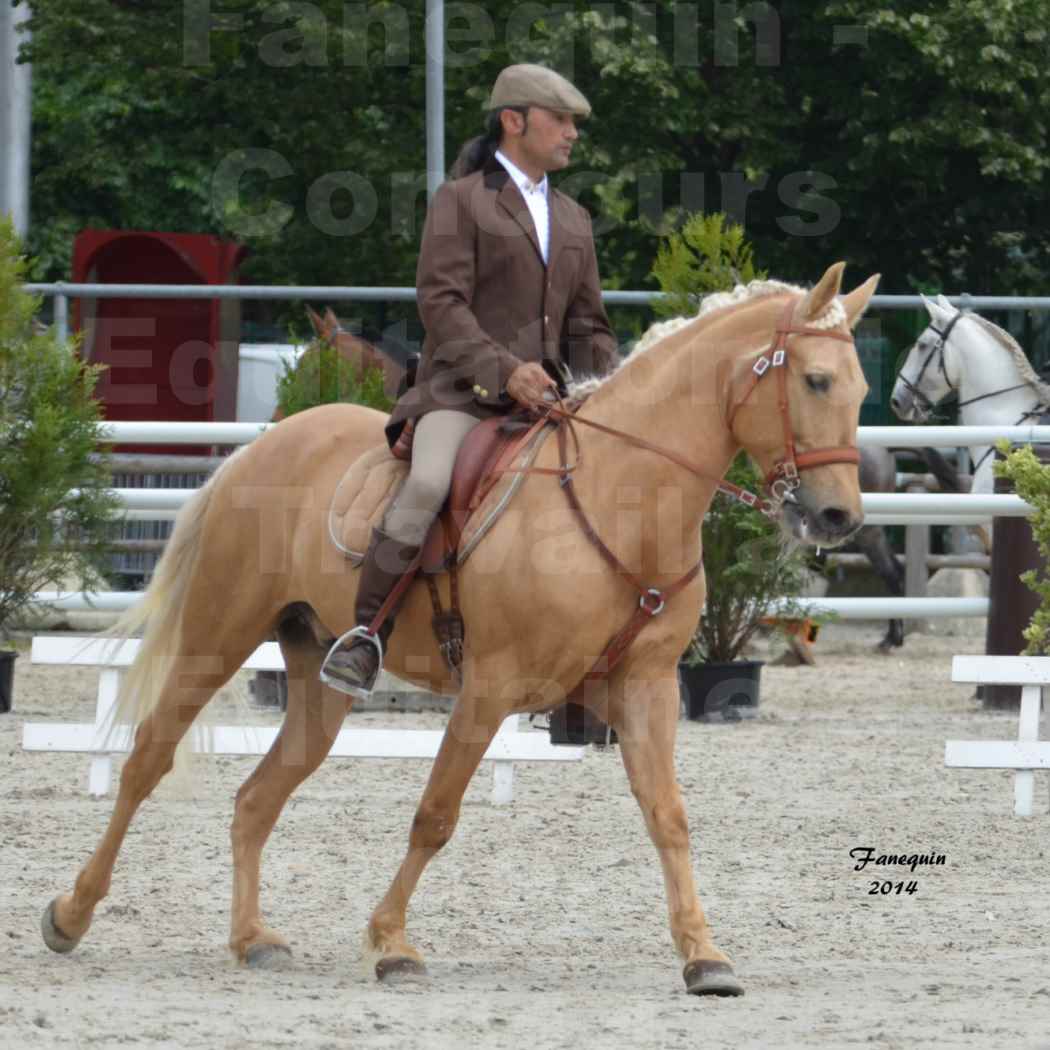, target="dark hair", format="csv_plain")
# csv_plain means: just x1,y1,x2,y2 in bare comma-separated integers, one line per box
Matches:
449,107,529,179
